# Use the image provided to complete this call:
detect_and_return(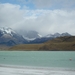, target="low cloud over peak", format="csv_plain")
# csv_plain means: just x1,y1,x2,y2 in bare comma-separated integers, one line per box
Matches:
0,2,75,36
